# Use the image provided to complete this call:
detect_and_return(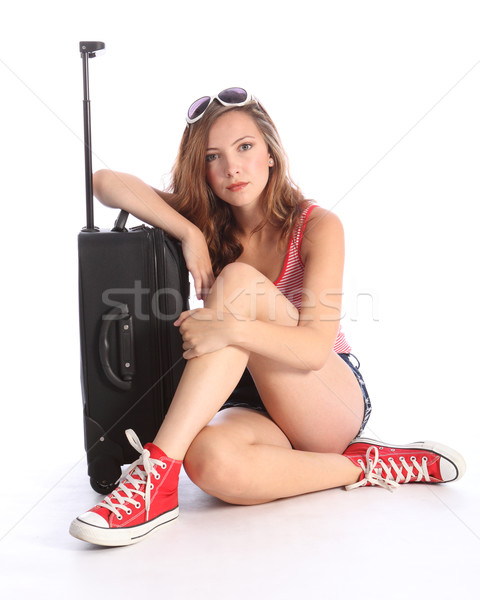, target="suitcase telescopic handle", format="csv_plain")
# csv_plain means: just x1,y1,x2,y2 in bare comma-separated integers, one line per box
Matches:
99,304,135,391
79,42,130,234
80,41,105,232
